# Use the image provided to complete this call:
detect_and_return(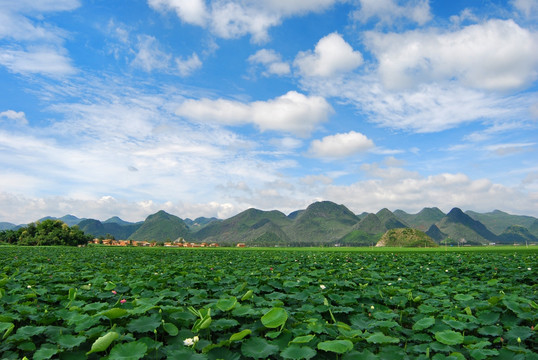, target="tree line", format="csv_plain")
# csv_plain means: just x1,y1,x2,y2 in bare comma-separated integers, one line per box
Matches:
0,219,92,246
